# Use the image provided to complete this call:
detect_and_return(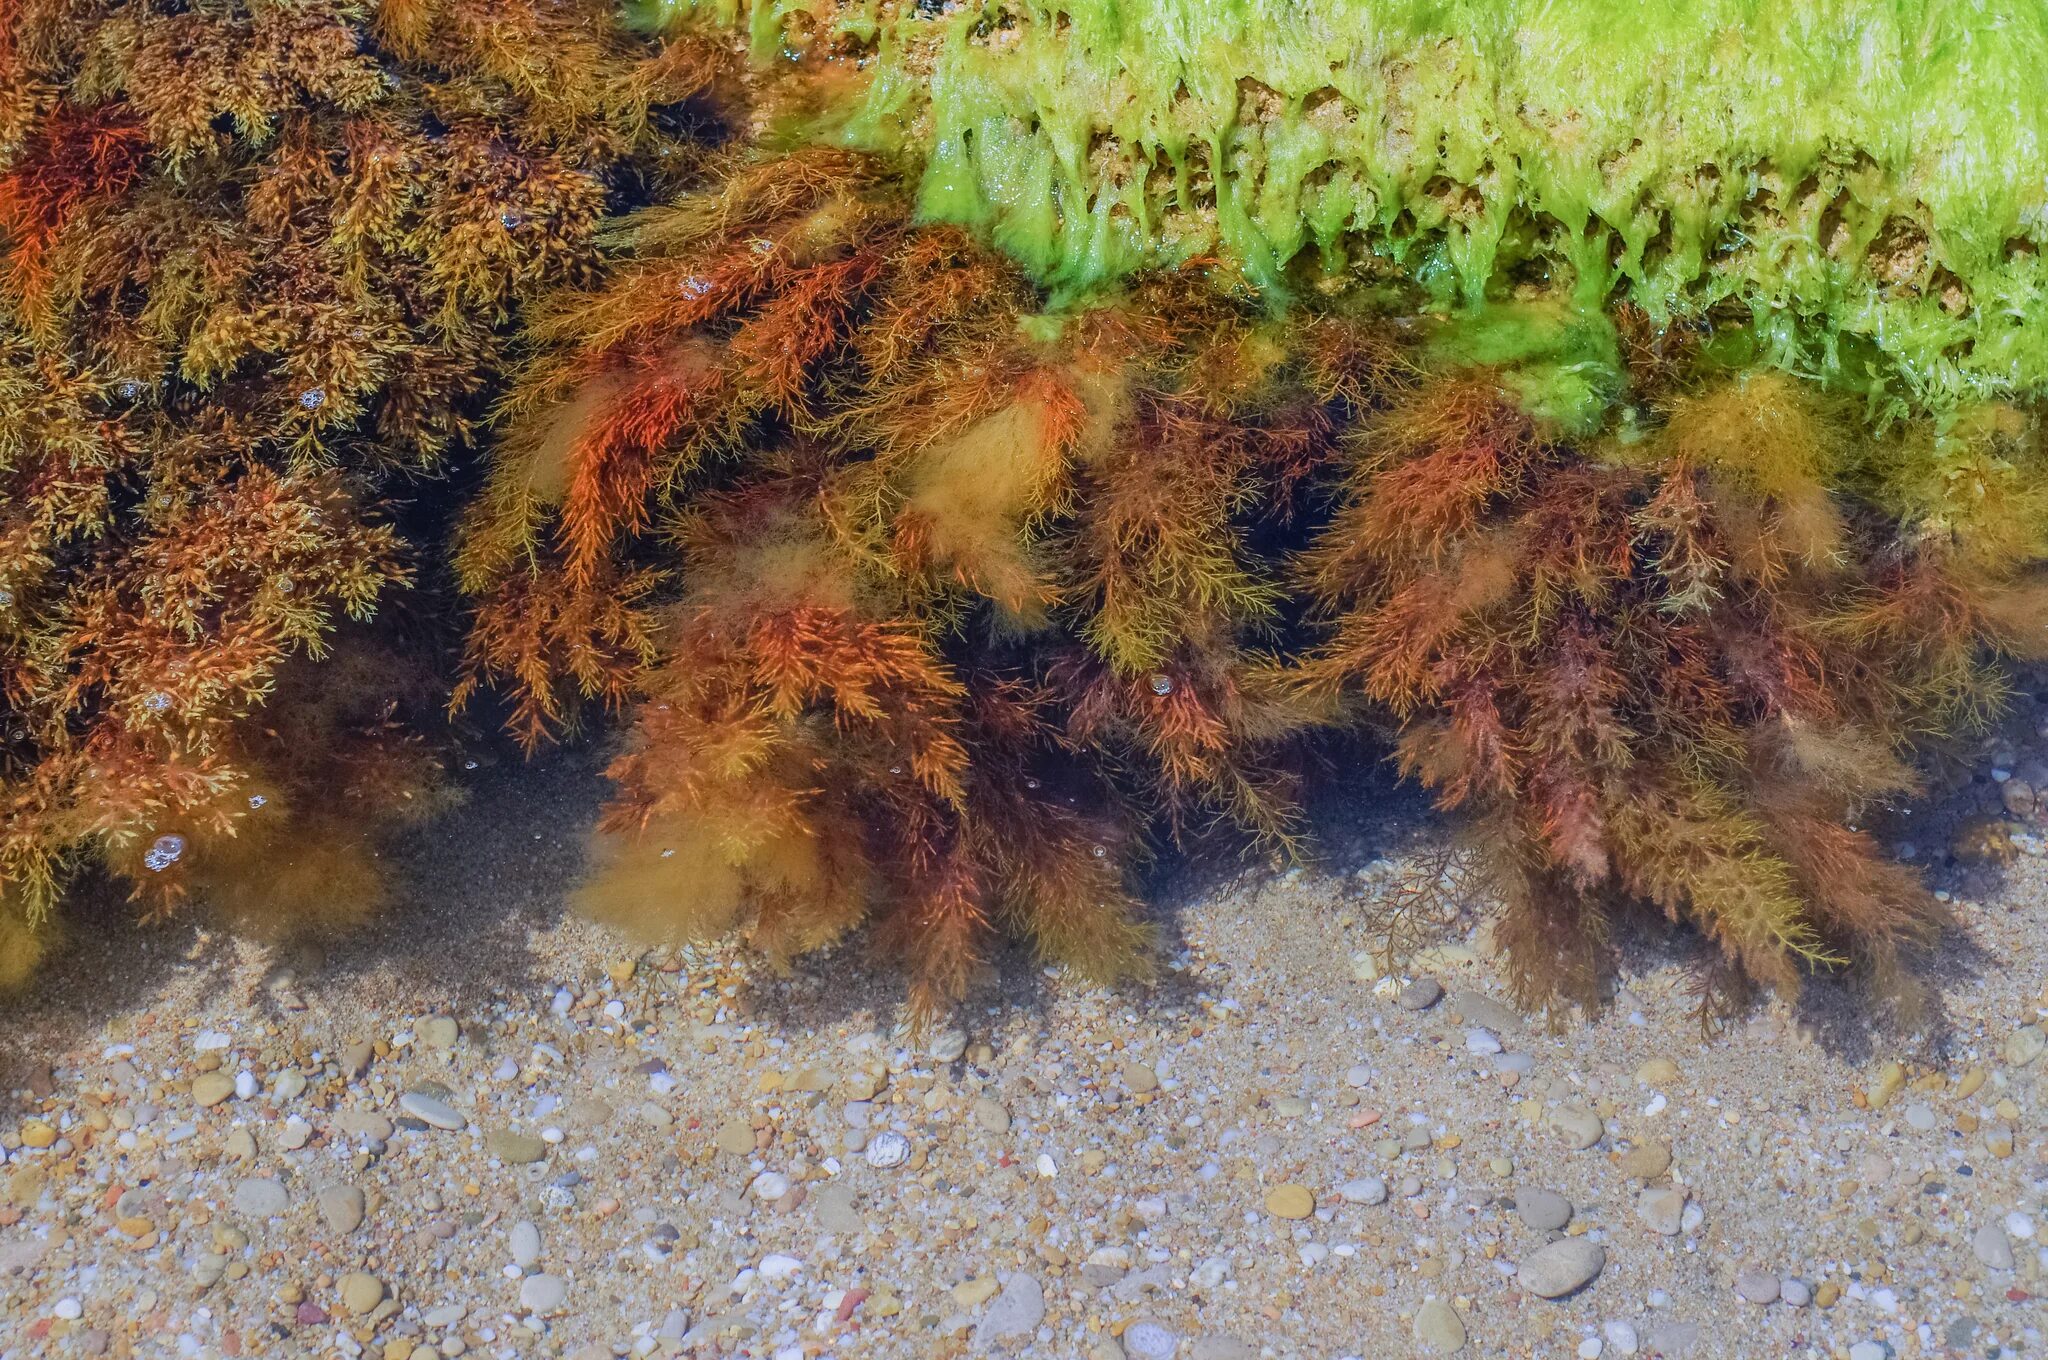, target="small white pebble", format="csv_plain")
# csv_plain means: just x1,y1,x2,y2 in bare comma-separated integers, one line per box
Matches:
758,1254,802,1281
53,1298,82,1320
